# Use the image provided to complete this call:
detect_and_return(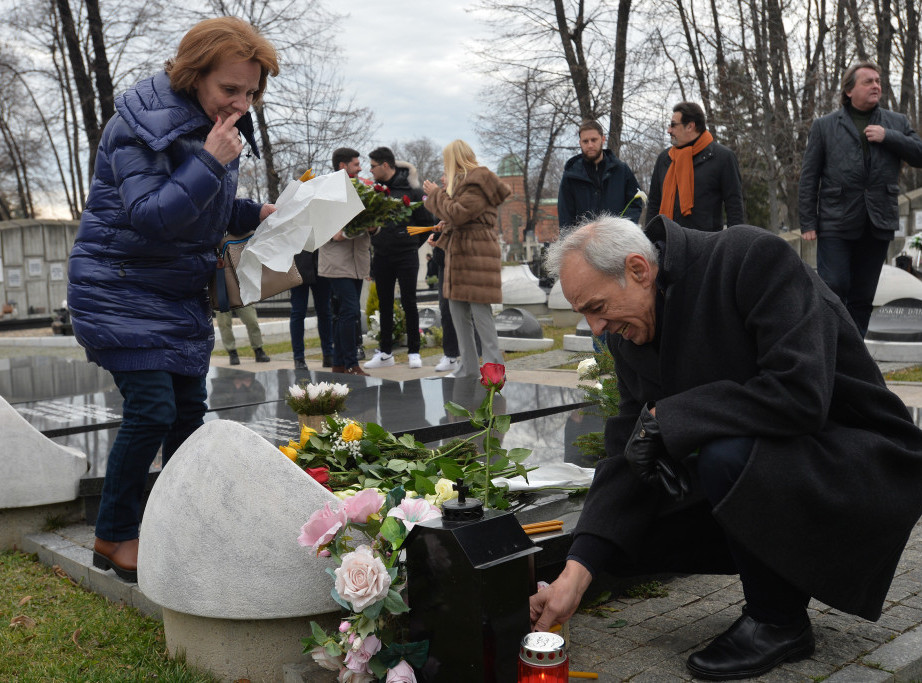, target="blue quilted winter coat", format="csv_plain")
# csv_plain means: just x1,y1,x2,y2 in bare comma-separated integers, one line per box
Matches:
68,72,262,376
